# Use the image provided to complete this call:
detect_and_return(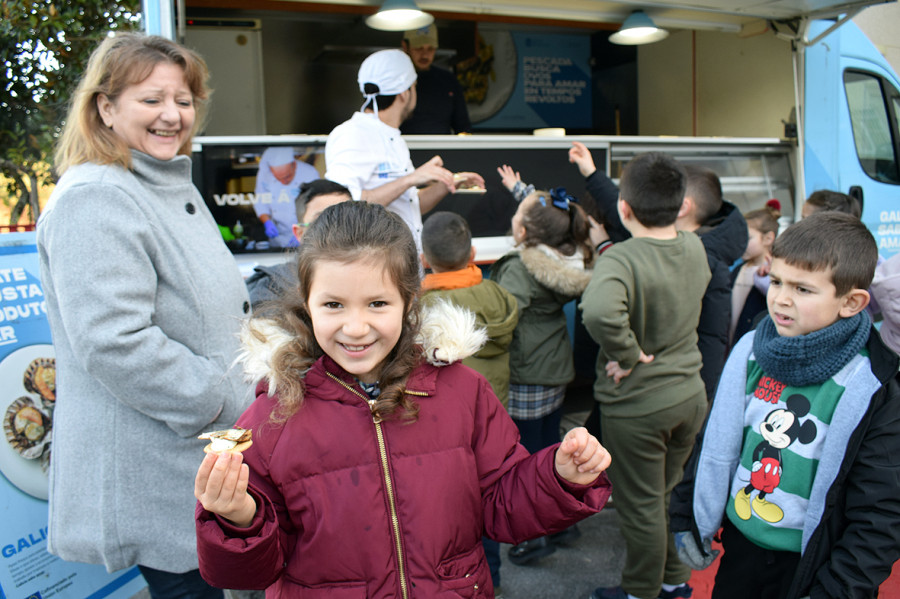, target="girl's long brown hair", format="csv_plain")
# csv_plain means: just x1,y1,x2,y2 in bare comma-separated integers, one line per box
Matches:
259,201,422,423
520,190,595,267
